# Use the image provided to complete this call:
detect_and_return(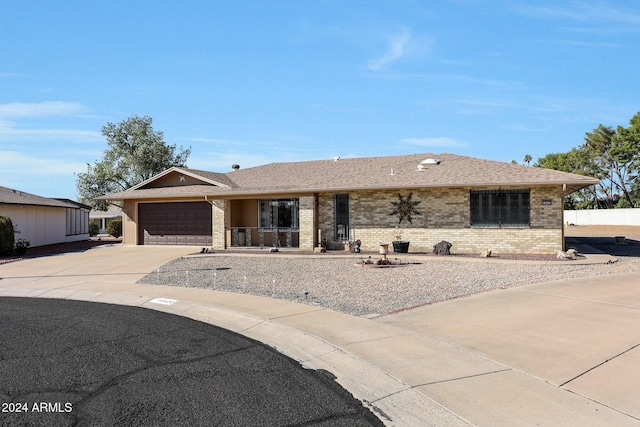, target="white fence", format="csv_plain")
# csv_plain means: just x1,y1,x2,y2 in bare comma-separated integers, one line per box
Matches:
564,208,640,226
